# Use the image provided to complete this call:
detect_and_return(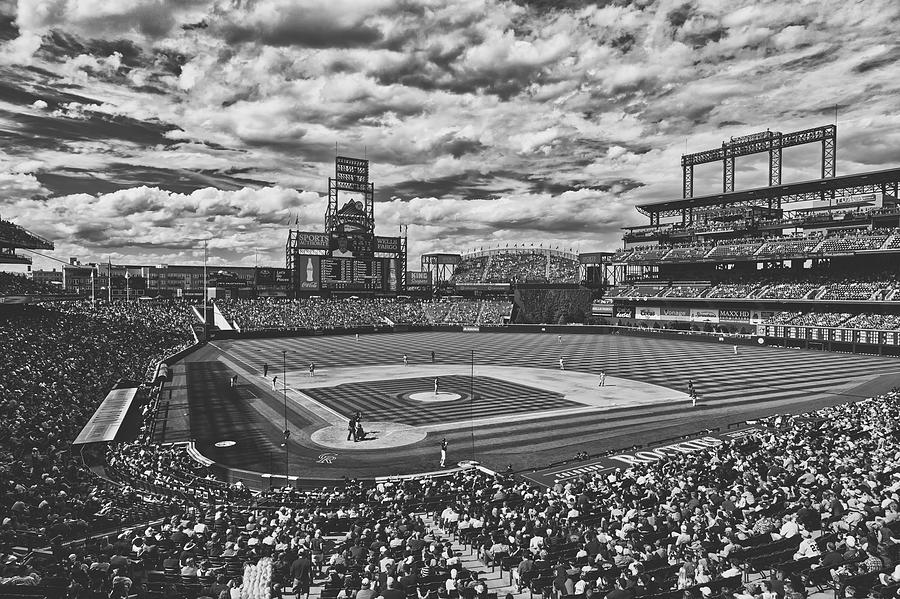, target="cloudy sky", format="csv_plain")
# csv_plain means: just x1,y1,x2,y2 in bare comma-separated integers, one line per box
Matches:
1,0,899,270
